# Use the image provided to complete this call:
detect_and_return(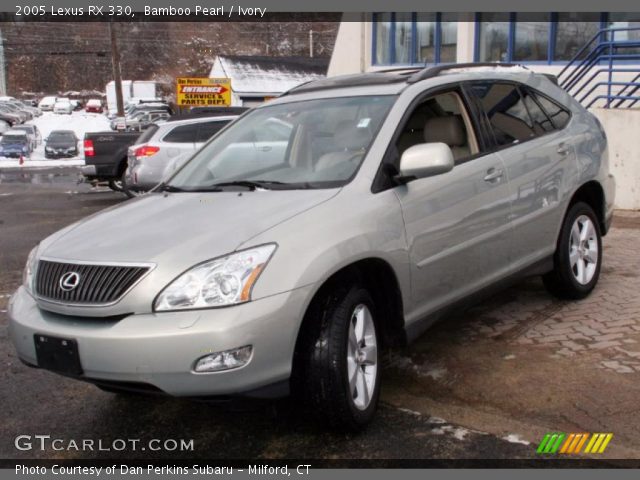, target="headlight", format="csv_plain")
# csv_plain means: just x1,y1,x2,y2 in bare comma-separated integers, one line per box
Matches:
22,246,39,293
154,244,276,312
45,146,53,152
